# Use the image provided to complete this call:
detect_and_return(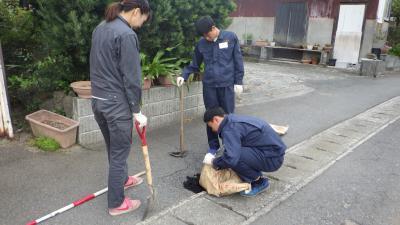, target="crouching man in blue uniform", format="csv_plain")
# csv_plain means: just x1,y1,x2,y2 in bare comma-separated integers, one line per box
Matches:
203,107,286,197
